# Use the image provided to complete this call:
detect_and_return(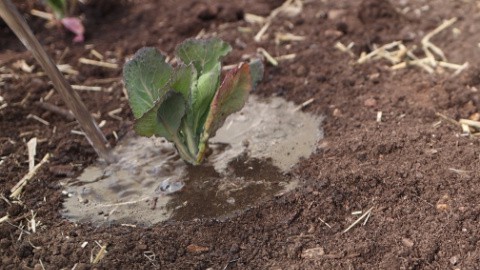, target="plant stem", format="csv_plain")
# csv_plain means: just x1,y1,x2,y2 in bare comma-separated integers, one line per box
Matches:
181,120,198,158
172,135,197,165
